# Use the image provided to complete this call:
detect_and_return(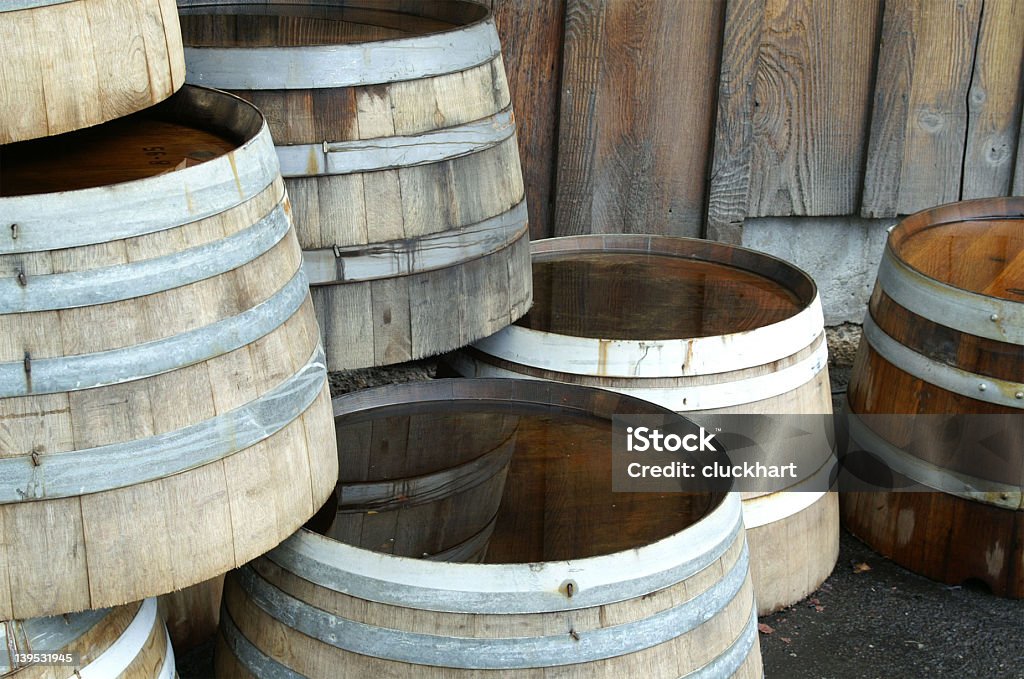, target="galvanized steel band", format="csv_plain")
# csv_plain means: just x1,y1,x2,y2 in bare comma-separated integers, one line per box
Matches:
845,409,1023,509
182,15,500,89
0,607,107,672
219,604,306,679
268,493,743,614
276,107,516,177
863,315,1024,409
0,124,279,254
451,337,829,411
237,542,751,669
0,345,327,502
0,0,74,12
470,296,826,378
338,439,513,510
77,599,169,679
0,269,309,398
302,199,528,285
877,245,1024,344
0,202,291,314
